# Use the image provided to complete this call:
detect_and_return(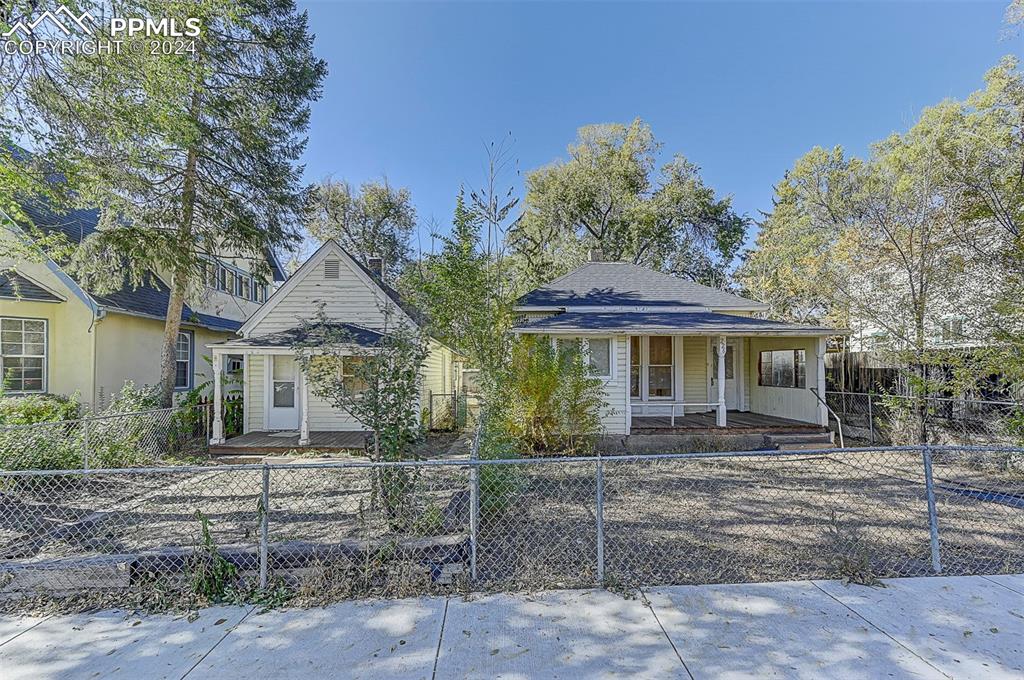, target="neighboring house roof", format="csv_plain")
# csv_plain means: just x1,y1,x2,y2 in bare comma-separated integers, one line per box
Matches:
0,272,64,302
211,322,384,348
512,311,842,336
516,262,768,310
